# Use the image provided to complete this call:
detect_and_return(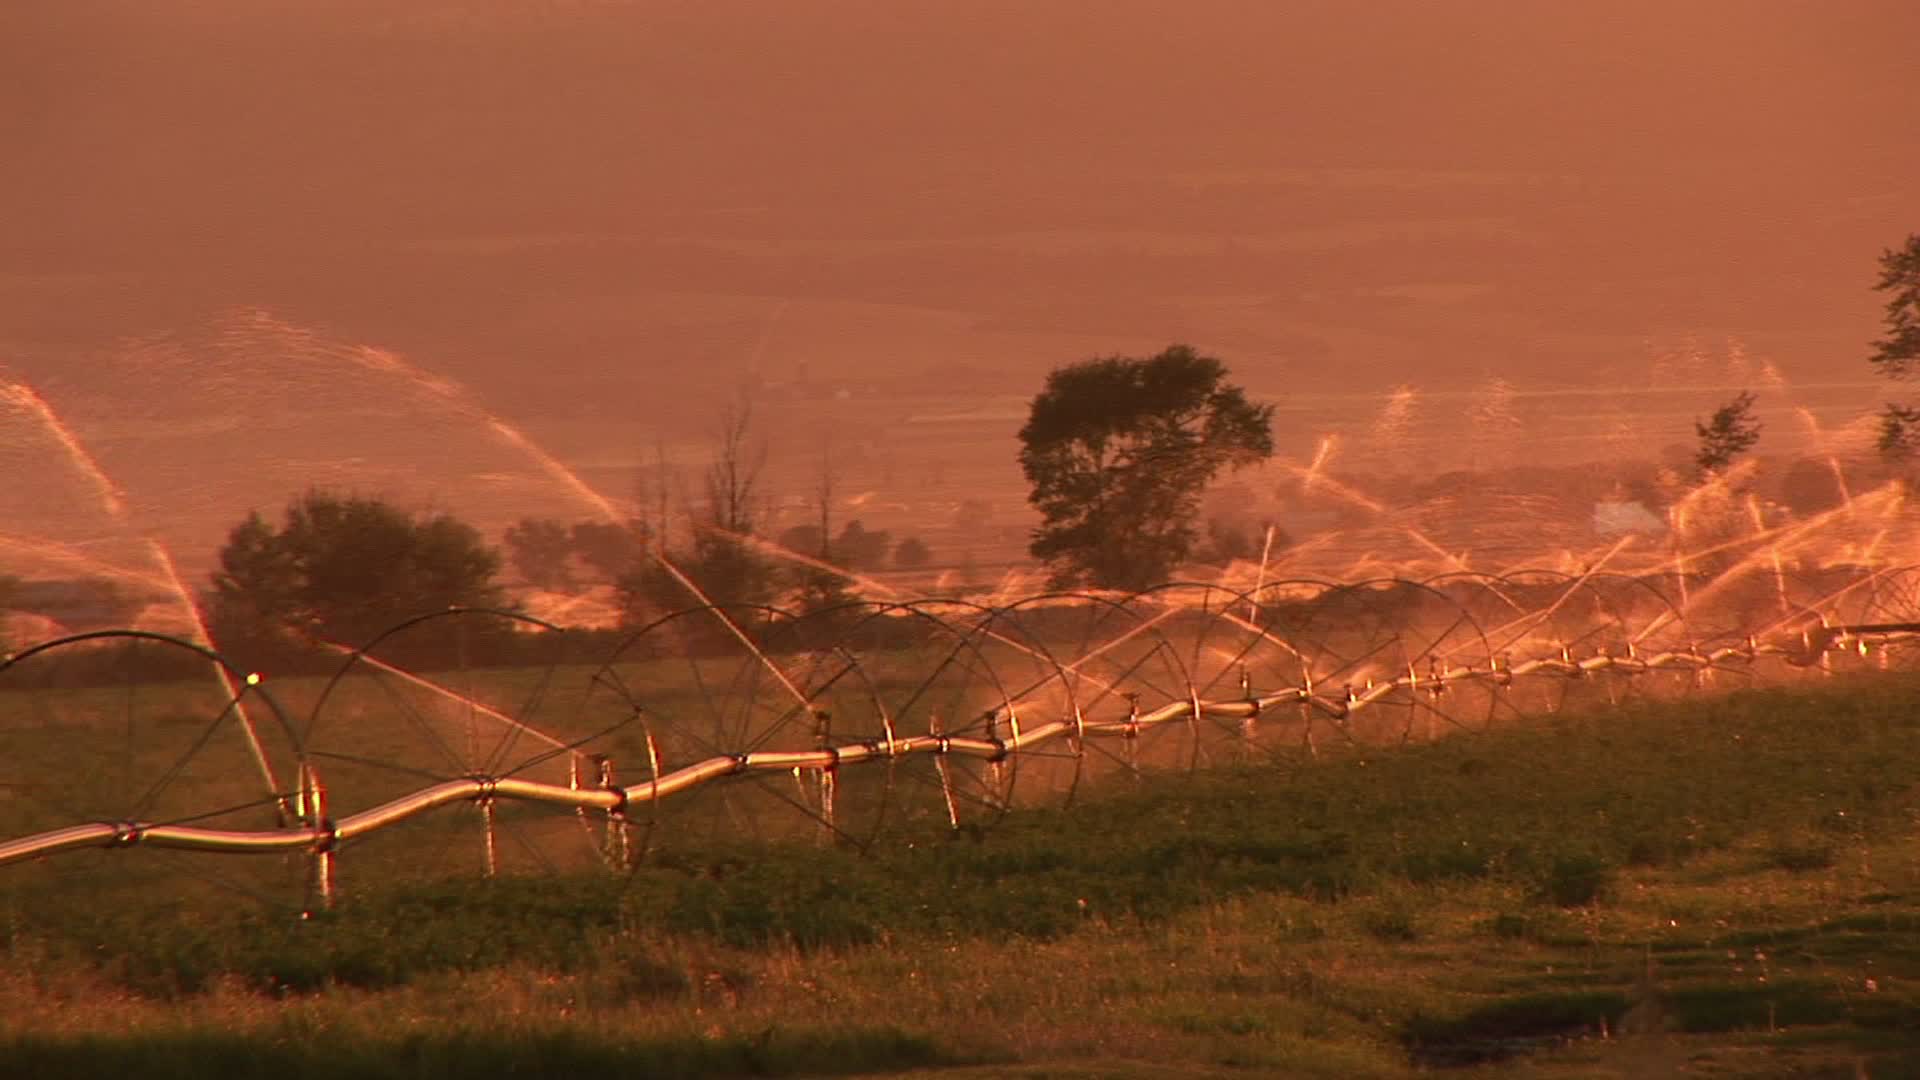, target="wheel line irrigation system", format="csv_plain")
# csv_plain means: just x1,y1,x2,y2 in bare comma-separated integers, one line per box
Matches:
6,568,1920,915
